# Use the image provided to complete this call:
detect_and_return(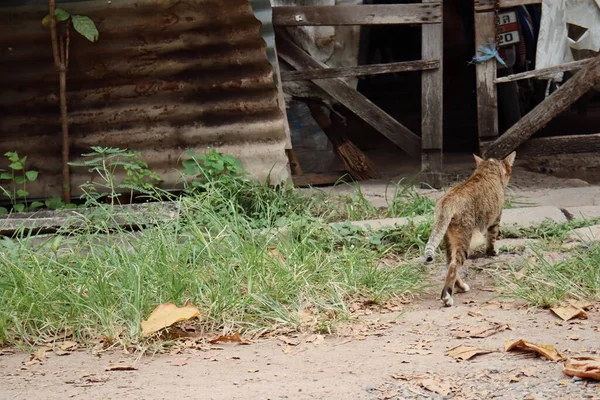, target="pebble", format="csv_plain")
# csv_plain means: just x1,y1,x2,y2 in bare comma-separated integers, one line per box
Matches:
572,376,583,382
365,385,376,393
